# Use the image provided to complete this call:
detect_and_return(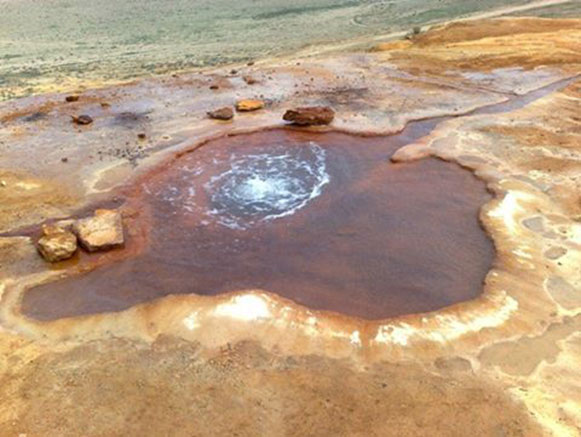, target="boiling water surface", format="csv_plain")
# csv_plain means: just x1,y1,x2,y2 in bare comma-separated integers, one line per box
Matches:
22,129,494,320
